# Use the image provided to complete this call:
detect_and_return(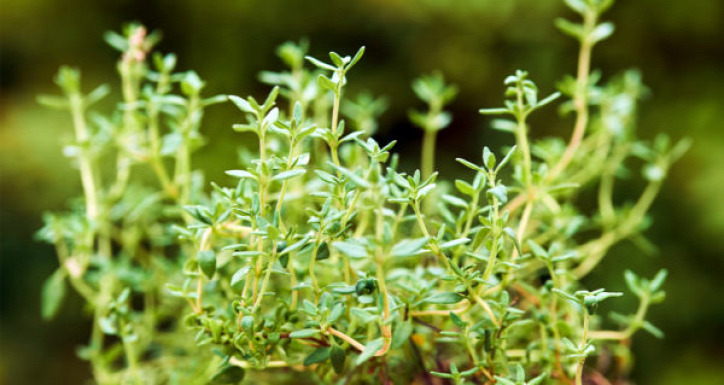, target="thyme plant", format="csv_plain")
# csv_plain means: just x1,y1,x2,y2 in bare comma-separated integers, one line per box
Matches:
39,1,689,384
